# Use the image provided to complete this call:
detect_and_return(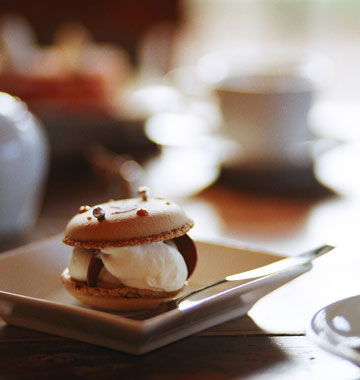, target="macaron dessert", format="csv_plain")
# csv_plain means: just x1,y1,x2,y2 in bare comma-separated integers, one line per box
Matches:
61,187,197,311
